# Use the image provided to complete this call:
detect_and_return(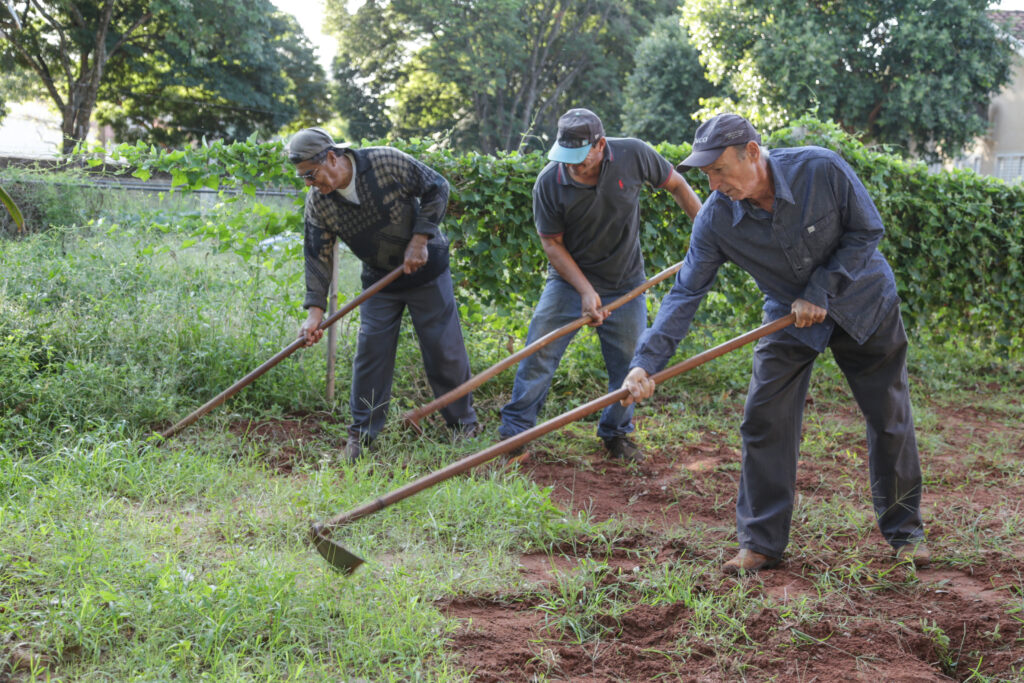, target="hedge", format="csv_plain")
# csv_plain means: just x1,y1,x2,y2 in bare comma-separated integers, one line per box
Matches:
82,118,1023,354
